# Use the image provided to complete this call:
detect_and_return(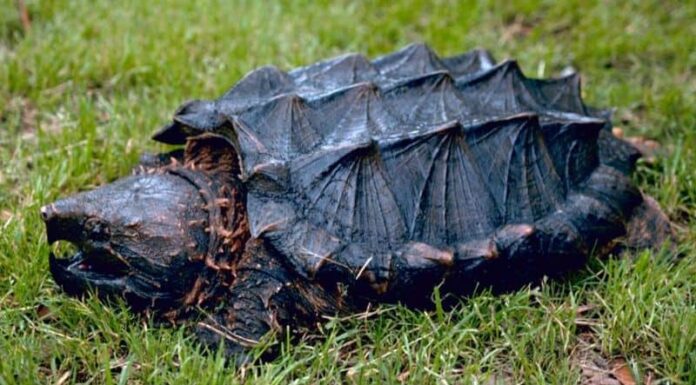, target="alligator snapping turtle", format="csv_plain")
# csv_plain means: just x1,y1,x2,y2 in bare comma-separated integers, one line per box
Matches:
41,43,672,361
